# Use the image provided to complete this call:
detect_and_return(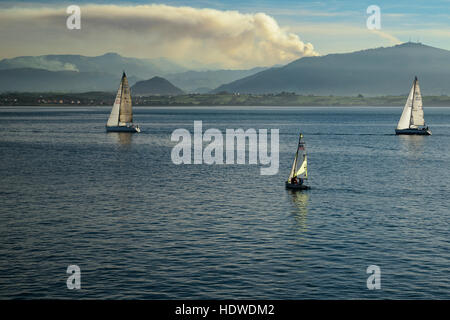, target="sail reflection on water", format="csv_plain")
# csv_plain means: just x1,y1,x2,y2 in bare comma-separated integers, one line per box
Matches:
117,132,133,145
398,135,425,158
106,132,133,145
397,135,428,187
288,190,309,234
